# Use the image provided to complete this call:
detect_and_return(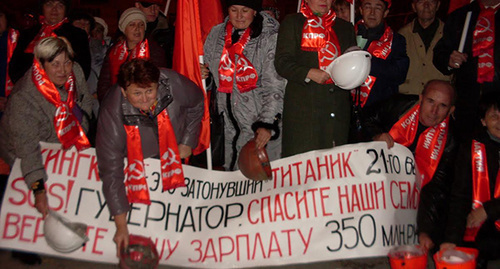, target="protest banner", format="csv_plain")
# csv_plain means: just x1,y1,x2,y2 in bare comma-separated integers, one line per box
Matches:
0,141,419,268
